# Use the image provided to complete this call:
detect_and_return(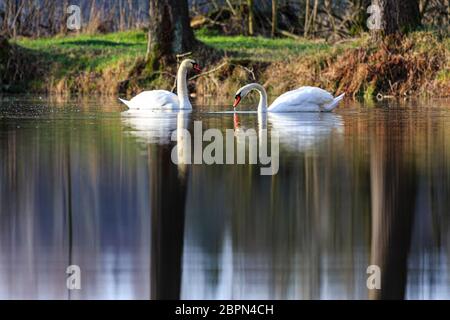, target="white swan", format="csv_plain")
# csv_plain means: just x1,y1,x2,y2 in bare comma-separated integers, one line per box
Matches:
119,59,201,110
233,83,345,113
